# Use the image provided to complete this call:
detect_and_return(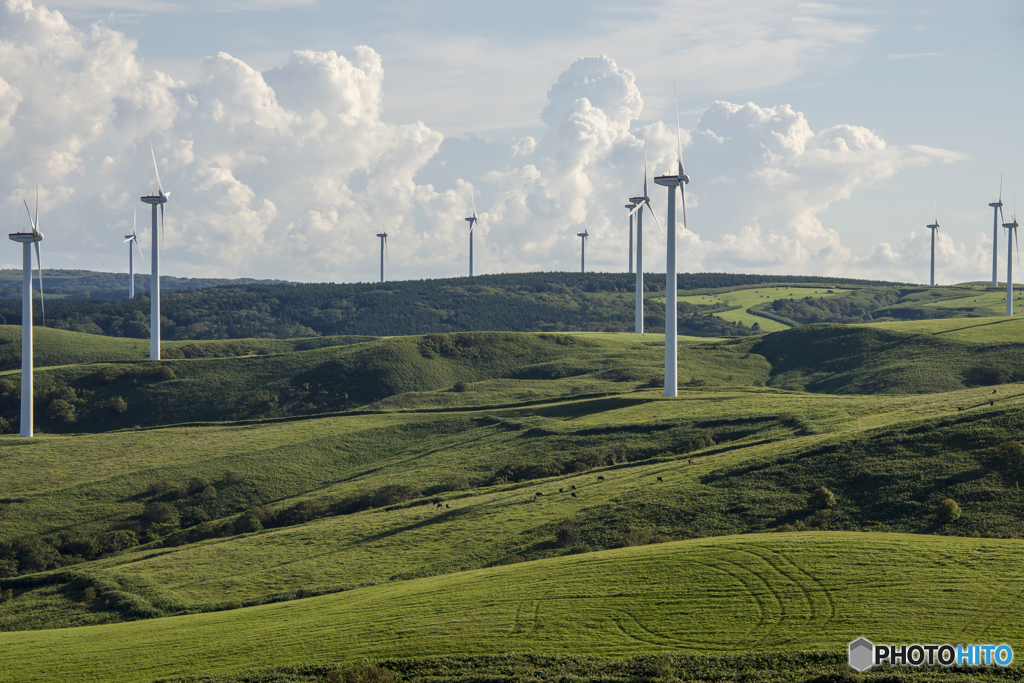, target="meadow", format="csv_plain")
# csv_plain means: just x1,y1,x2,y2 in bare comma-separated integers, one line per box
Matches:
3,299,1024,682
